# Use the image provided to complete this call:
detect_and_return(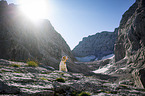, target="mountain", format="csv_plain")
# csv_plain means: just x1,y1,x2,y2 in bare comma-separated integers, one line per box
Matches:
0,1,77,70
72,28,118,61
